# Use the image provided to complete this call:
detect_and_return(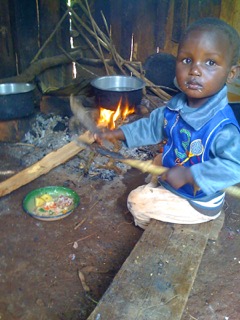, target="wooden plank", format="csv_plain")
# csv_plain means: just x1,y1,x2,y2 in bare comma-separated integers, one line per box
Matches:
131,0,157,62
38,0,71,88
87,219,213,320
220,0,240,33
188,0,221,25
154,0,171,50
172,0,188,43
111,0,158,61
0,131,93,197
0,0,16,78
11,0,38,72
